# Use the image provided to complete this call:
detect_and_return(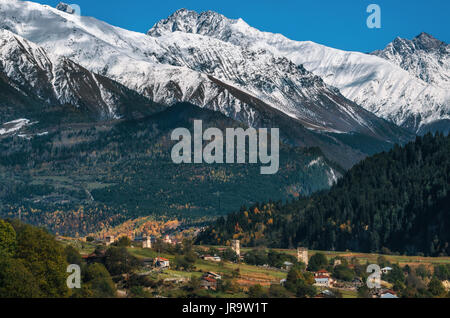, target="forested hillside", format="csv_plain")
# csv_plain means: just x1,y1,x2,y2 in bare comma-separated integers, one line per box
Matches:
0,103,339,236
0,219,69,297
197,133,450,256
